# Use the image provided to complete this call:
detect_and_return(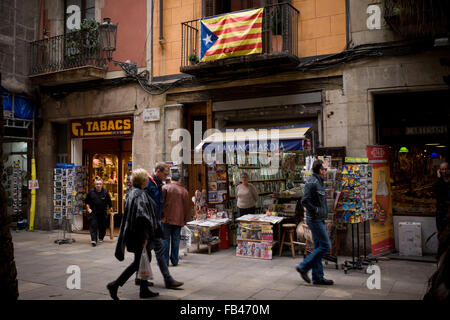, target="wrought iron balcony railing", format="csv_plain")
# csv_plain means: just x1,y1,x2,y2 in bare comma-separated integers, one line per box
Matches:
29,30,107,76
181,3,299,68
